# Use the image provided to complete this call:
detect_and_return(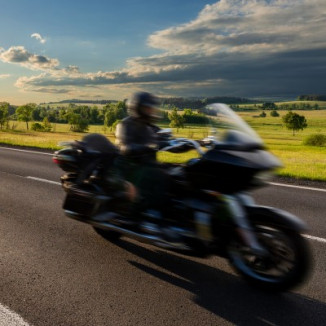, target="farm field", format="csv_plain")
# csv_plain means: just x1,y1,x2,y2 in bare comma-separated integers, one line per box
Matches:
0,110,325,181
